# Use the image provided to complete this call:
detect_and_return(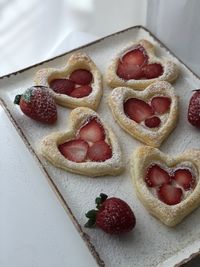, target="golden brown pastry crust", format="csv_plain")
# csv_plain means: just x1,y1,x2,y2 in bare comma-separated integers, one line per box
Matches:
34,52,102,110
39,107,124,177
131,146,200,227
108,81,178,147
106,39,179,89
